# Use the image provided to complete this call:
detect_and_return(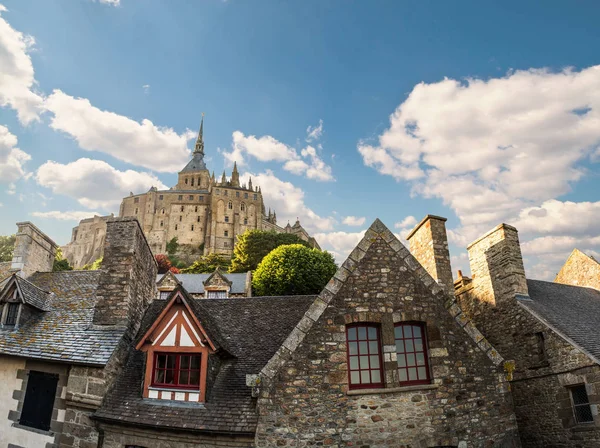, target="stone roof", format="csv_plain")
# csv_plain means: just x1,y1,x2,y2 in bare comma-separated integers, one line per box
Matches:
12,275,52,311
157,273,248,294
93,293,315,434
0,271,125,366
518,279,600,364
180,152,207,173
